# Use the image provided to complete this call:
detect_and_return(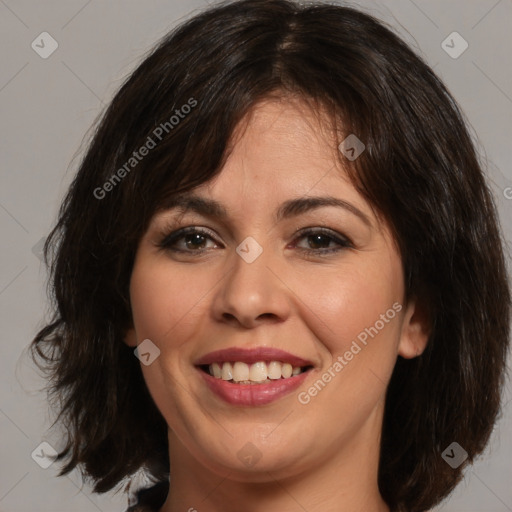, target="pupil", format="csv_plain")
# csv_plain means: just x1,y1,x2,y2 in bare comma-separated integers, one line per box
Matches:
186,233,205,249
309,234,328,249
